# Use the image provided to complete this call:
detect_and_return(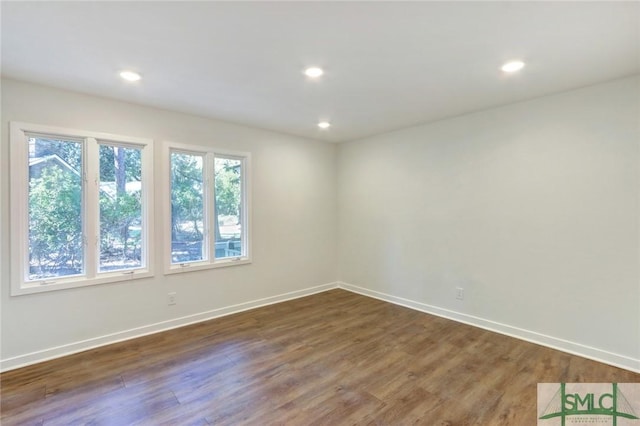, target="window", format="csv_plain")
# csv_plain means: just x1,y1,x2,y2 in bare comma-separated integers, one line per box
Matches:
165,142,250,273
214,156,246,260
10,122,153,295
170,151,206,263
99,144,144,272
